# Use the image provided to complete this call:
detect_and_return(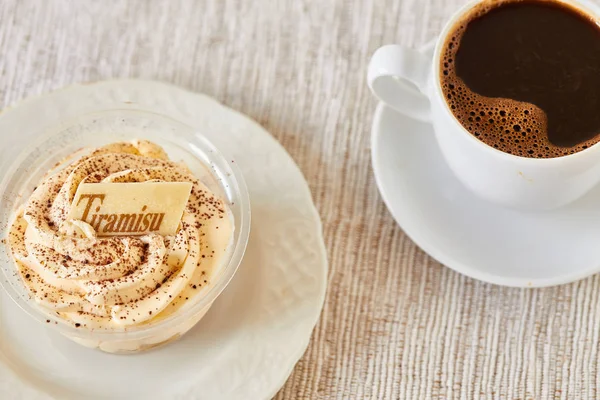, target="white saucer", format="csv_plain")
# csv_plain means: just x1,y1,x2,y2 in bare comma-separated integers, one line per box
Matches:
372,103,600,288
0,80,327,399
